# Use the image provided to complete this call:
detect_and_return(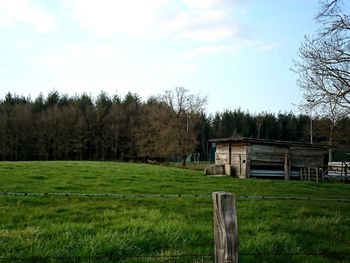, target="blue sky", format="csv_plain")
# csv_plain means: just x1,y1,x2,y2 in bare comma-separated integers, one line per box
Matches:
0,0,320,114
